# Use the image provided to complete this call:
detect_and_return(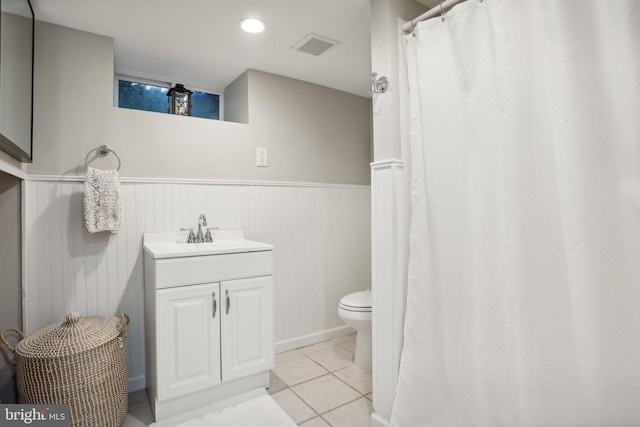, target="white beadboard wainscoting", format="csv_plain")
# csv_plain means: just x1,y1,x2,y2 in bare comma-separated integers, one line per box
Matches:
23,177,371,390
